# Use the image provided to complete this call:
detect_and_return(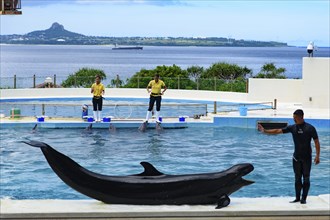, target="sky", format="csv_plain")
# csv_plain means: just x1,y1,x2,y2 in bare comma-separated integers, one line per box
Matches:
1,0,329,47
